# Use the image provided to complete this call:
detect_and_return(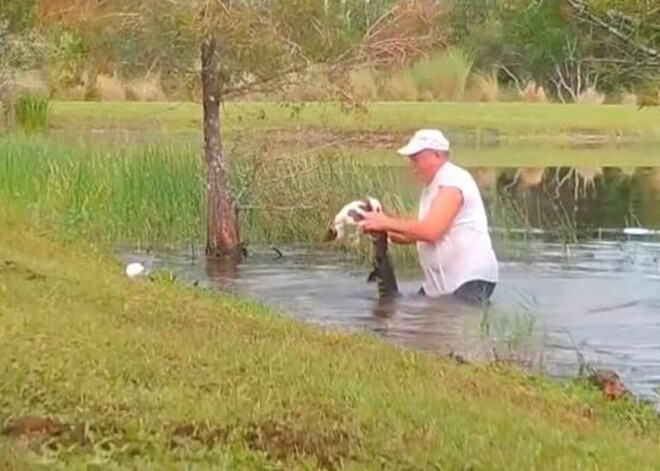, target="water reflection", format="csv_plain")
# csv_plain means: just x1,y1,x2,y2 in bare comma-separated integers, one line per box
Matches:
479,166,660,237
